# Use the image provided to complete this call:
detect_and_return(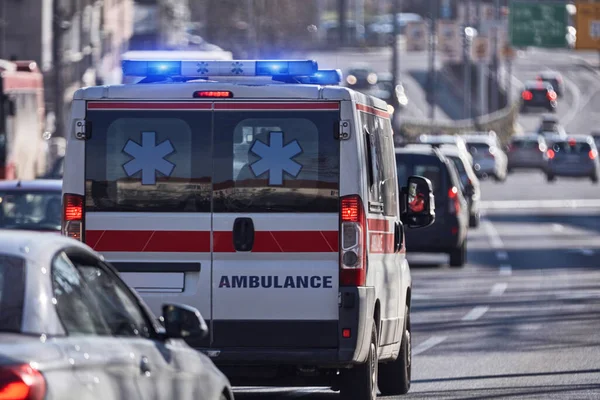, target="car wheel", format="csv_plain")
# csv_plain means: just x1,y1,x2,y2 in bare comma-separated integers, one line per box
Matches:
449,242,466,267
469,213,480,228
592,174,599,184
340,321,378,400
547,174,556,183
378,306,411,396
